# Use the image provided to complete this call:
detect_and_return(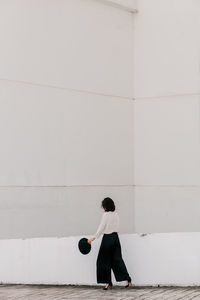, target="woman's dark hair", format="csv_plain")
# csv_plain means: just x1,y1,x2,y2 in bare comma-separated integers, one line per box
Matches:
102,197,115,212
